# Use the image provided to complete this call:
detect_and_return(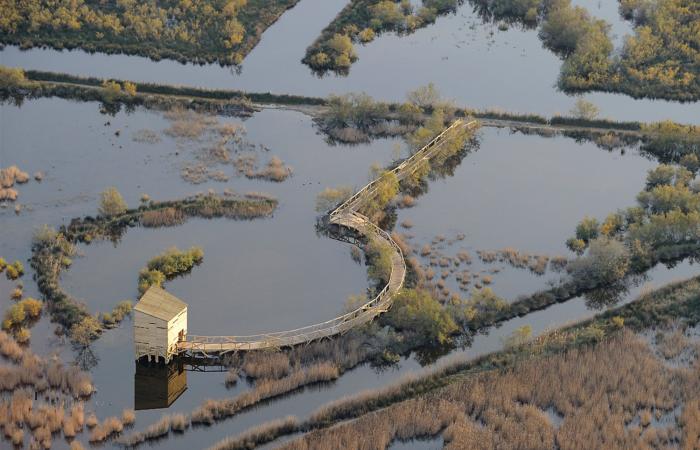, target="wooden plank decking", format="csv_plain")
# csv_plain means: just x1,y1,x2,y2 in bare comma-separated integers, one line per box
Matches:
177,119,477,355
